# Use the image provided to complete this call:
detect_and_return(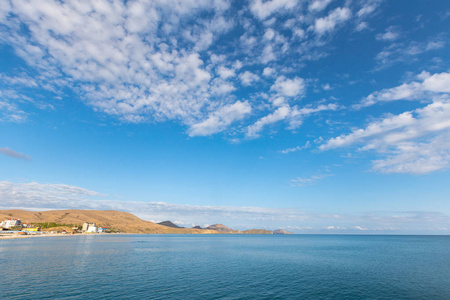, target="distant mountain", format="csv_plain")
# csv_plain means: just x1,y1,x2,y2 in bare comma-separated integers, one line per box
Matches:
273,229,293,234
206,224,234,233
192,226,203,229
158,221,183,228
242,229,273,234
206,224,273,234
